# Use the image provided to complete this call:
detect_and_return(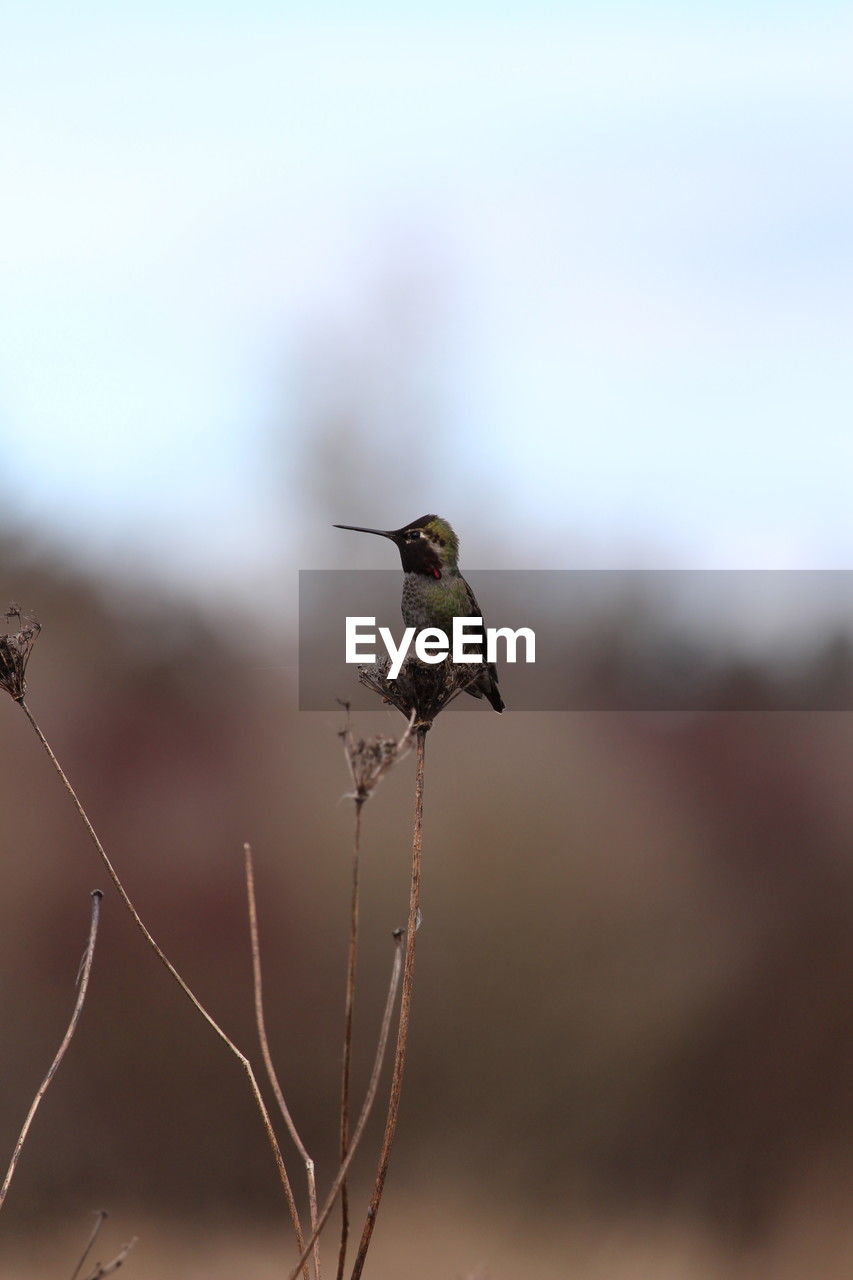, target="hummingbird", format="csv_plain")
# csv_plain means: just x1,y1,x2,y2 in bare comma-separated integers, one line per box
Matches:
334,514,505,713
